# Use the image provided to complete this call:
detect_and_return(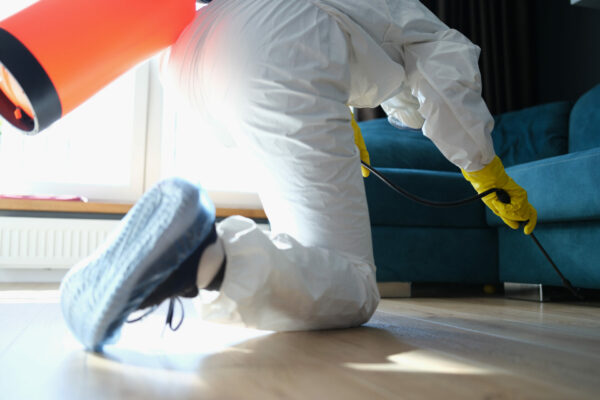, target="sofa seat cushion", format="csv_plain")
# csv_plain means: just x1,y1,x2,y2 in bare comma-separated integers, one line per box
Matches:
492,101,571,167
486,147,600,226
365,168,488,228
360,118,457,172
